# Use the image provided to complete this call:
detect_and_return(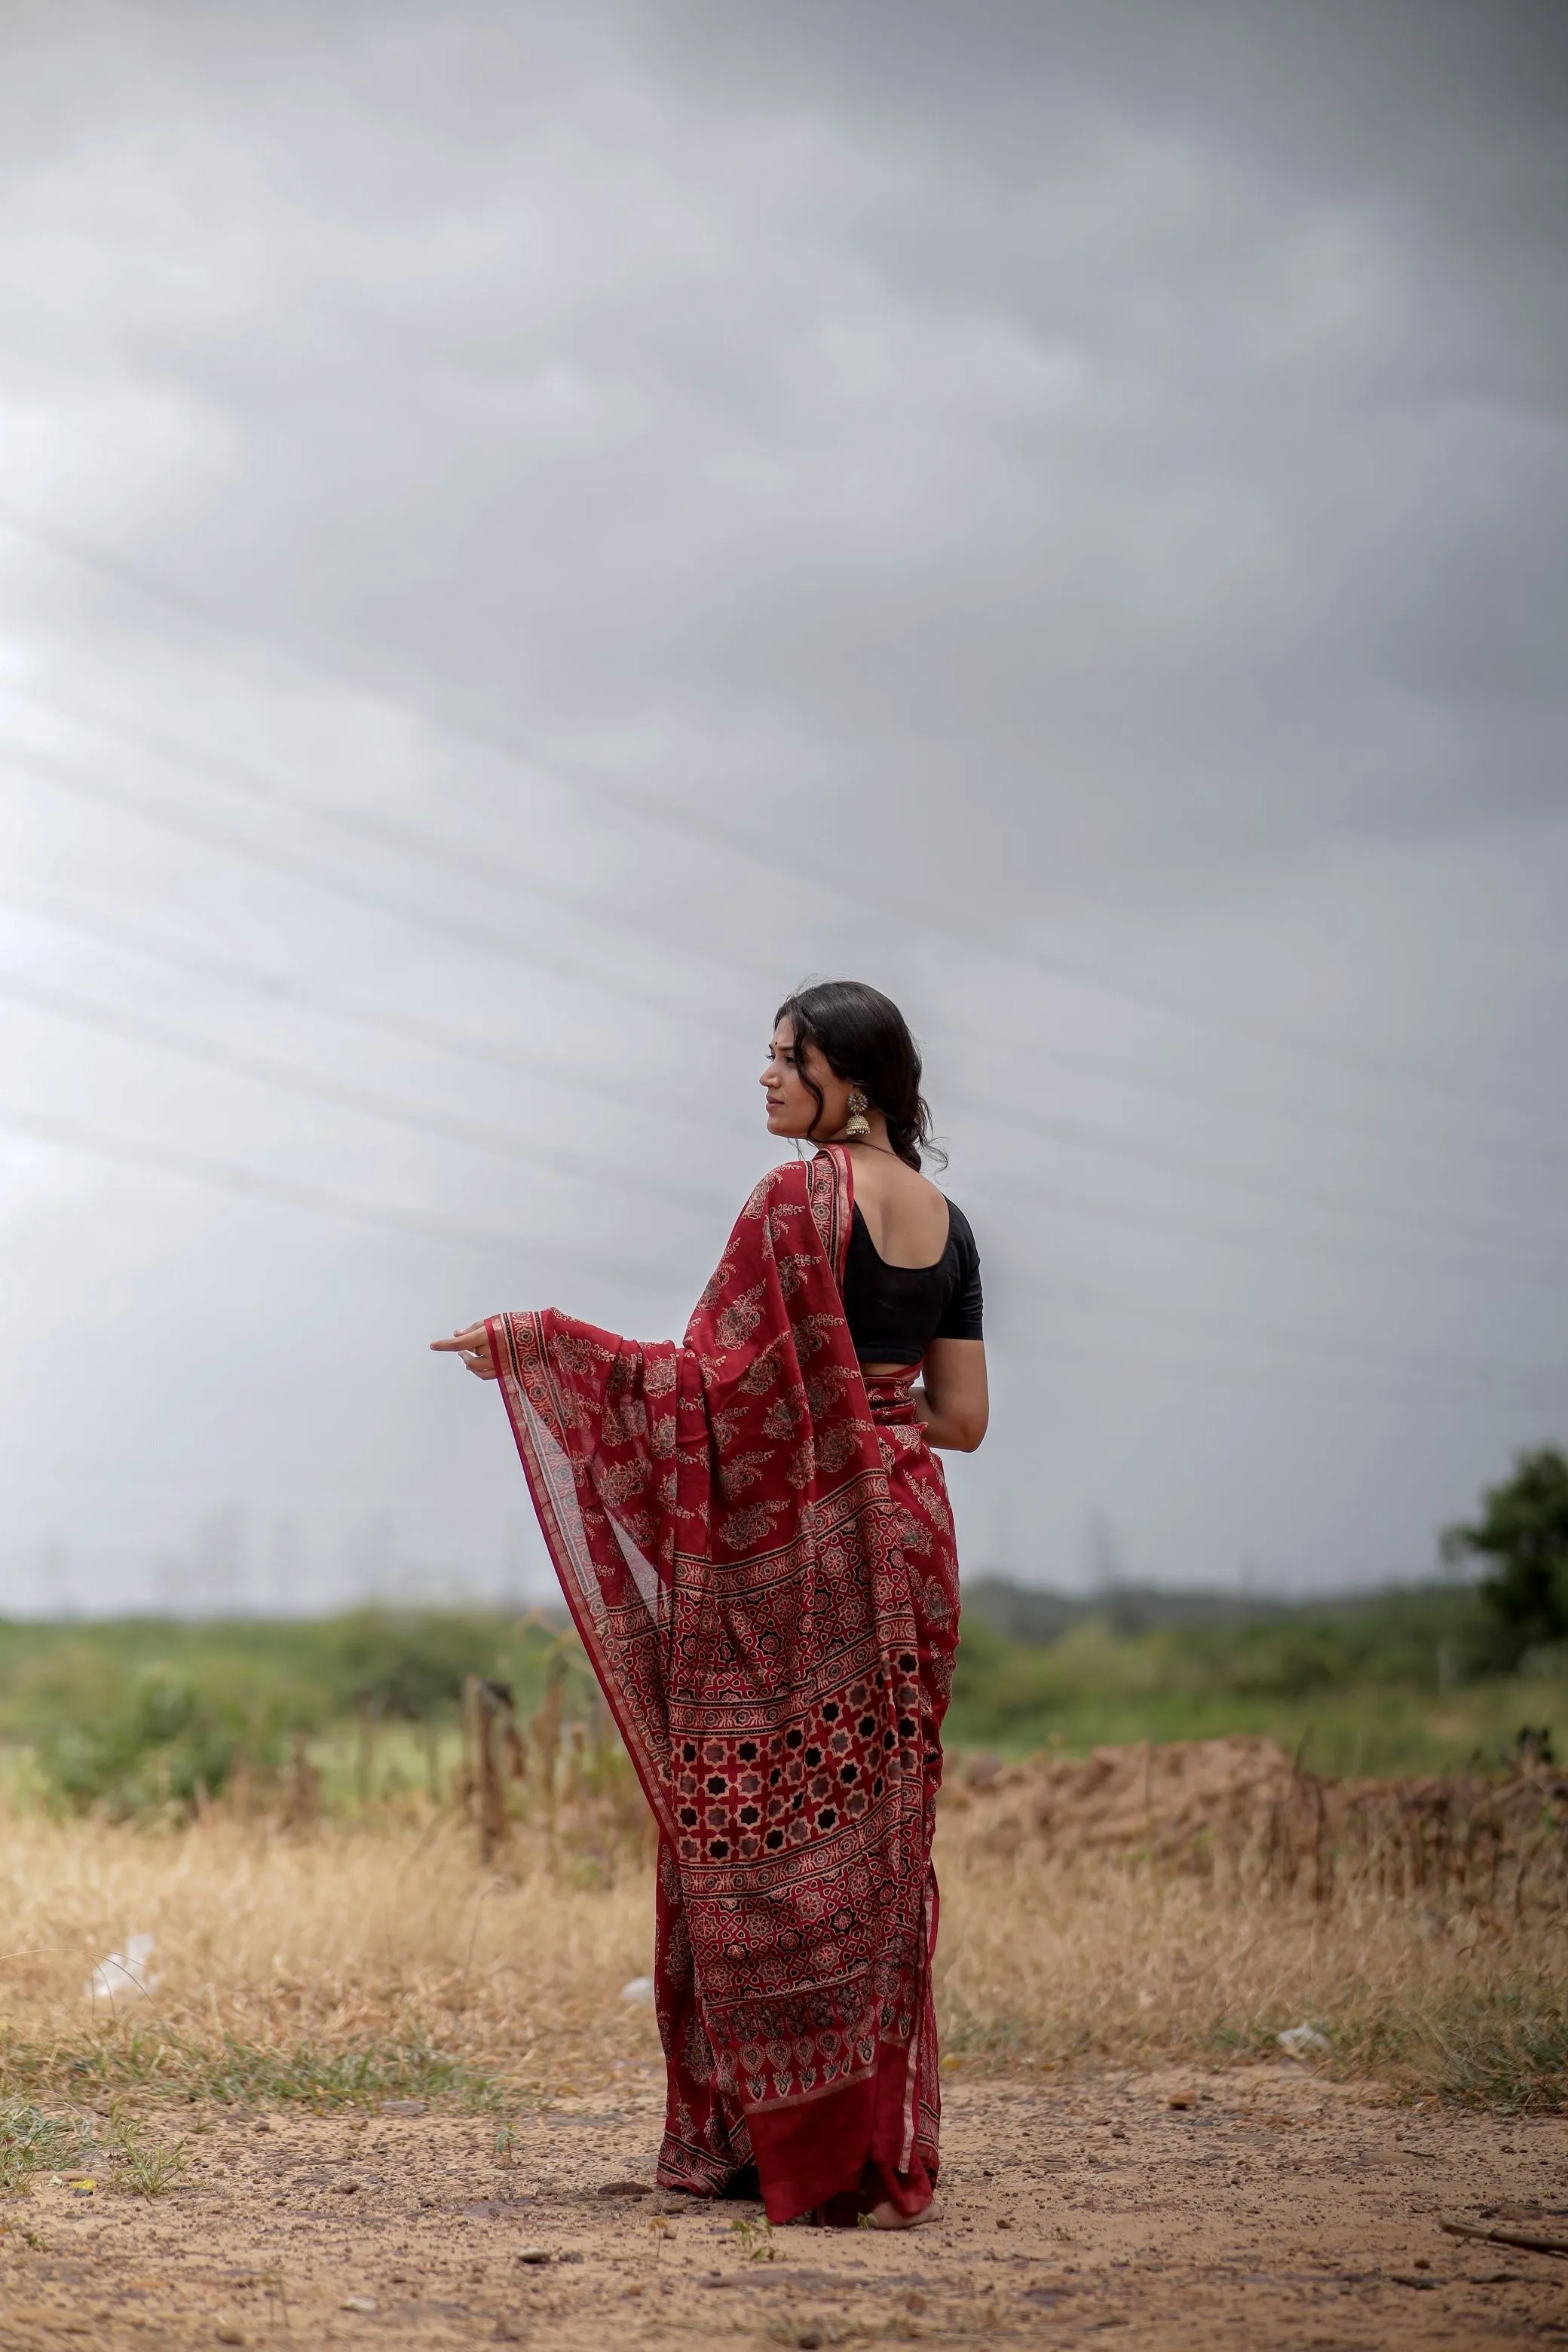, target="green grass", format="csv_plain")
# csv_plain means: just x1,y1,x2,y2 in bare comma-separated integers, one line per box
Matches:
1423,1989,1568,2114
0,2026,505,2113
945,1669,1560,1778
0,2099,96,2194
100,2110,191,2195
948,1594,1565,1776
0,1607,598,1816
934,1981,1568,2113
0,1607,565,1726
0,2098,191,2198
1317,1986,1568,2115
1,1585,1561,1811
